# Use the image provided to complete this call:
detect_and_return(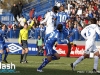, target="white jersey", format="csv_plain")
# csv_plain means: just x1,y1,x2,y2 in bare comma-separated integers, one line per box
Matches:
81,24,100,40
40,11,56,34
40,11,55,27
18,17,26,27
